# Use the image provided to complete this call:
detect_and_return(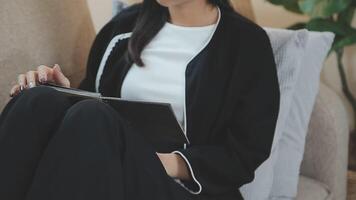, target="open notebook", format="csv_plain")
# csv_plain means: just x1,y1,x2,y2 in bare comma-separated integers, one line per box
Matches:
37,83,188,153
